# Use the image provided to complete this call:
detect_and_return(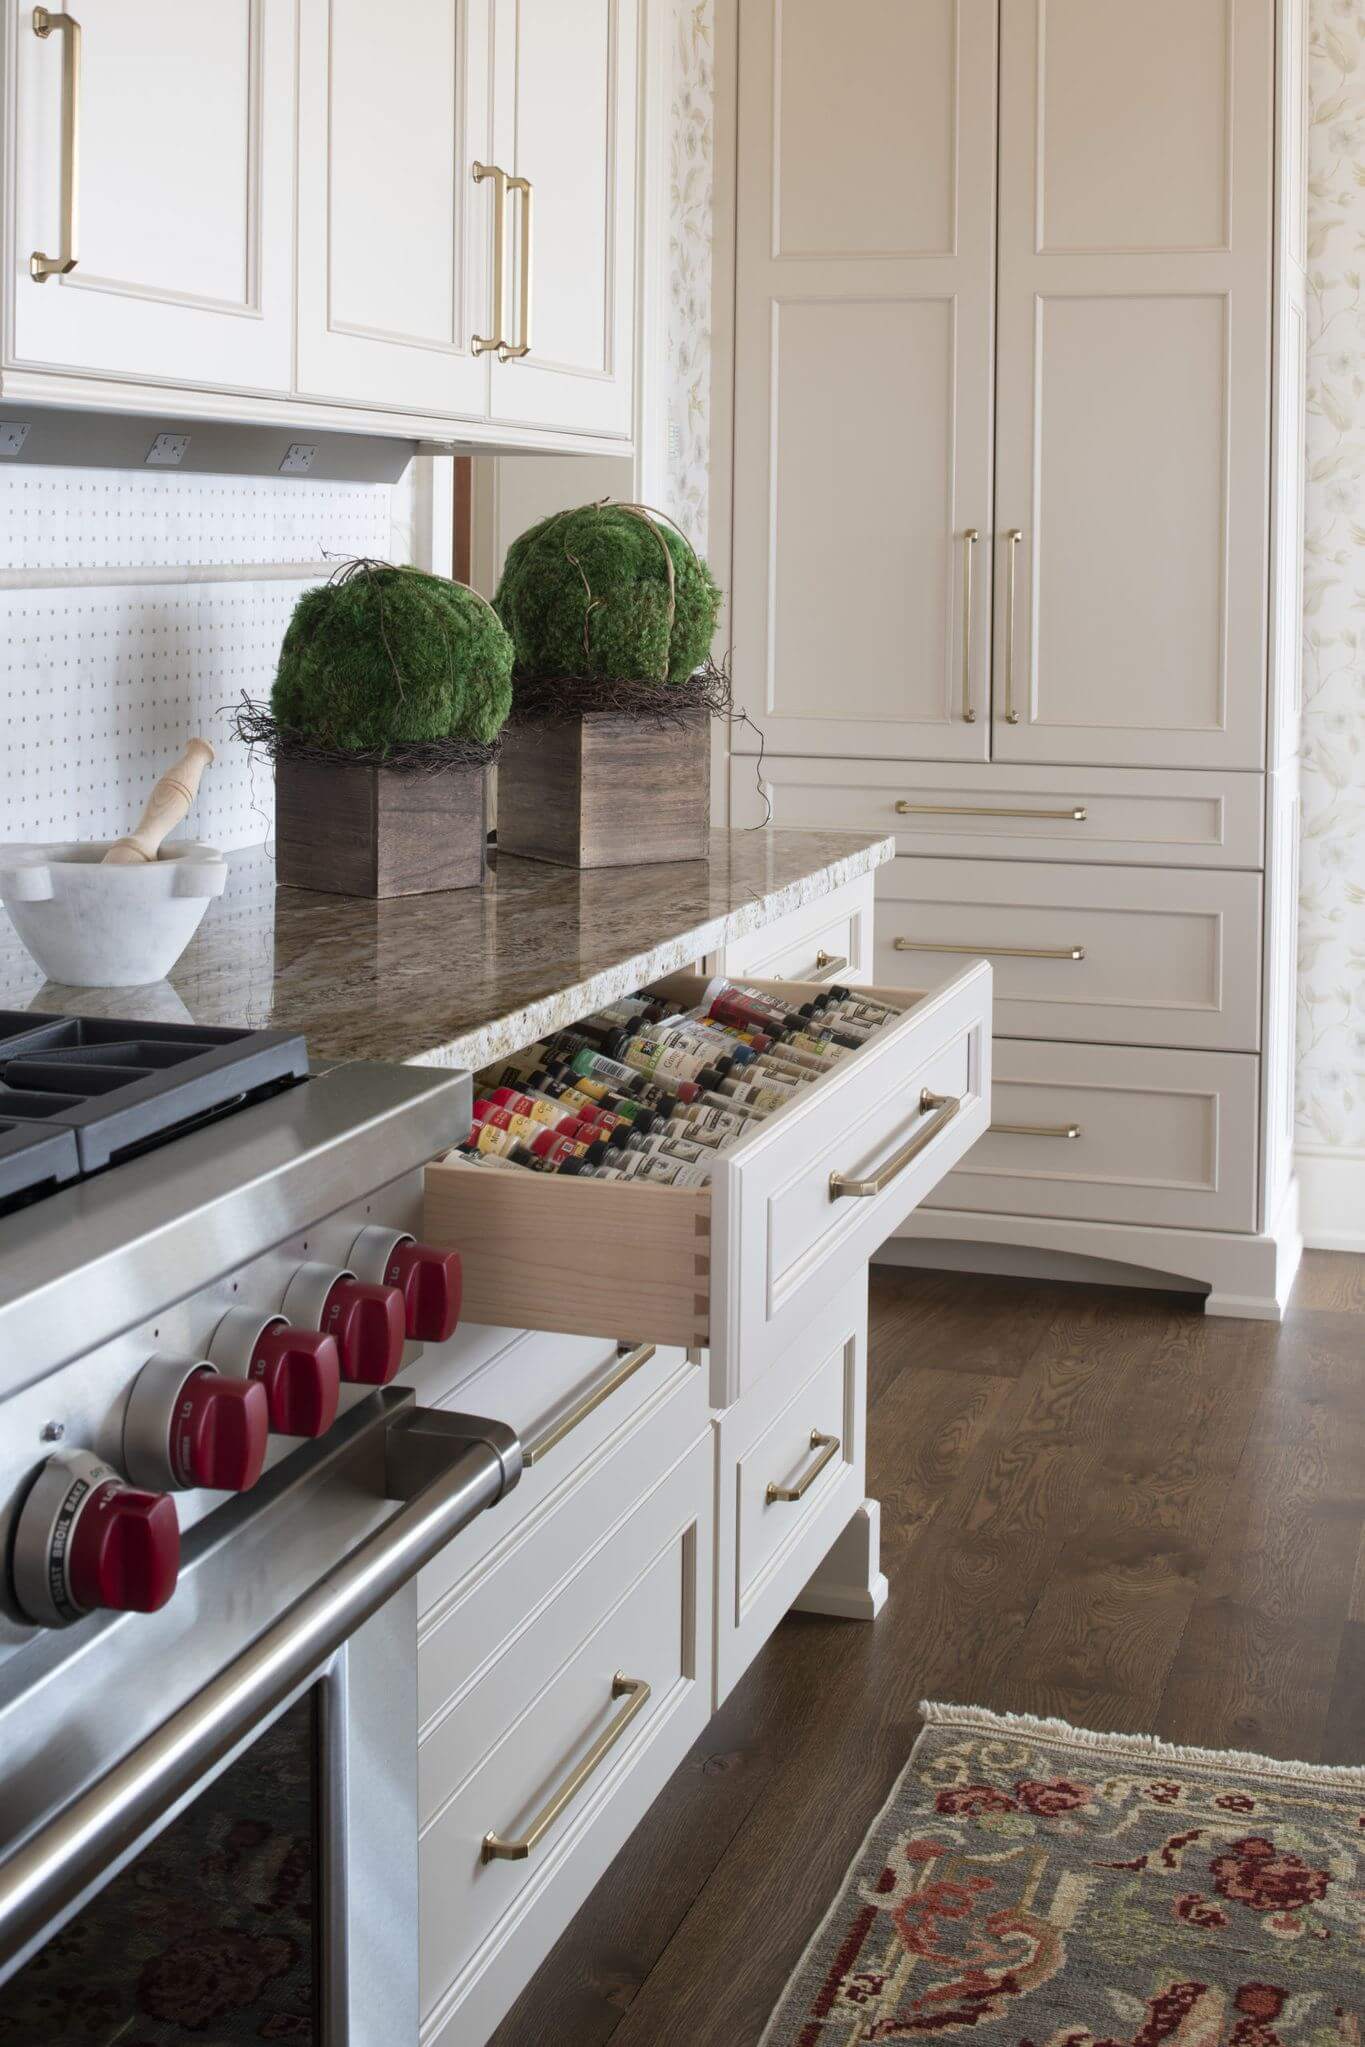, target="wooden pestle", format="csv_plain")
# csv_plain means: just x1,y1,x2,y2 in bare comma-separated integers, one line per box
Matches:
102,739,215,865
